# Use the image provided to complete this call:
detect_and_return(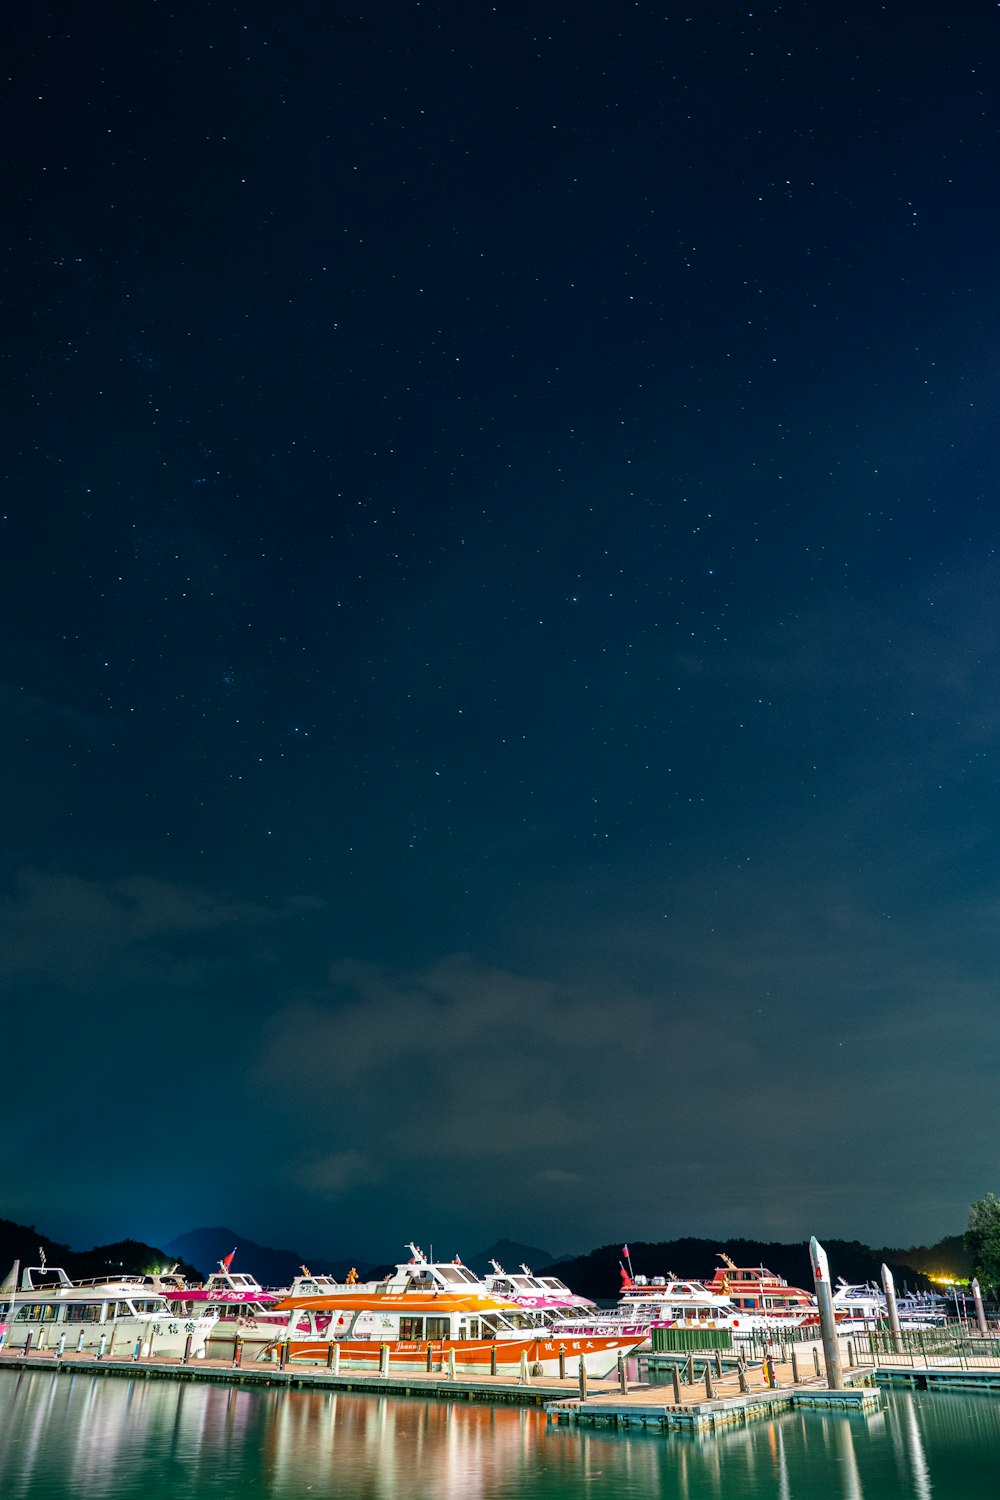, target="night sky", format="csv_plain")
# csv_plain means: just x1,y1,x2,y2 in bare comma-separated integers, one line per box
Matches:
4,1,1000,1264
